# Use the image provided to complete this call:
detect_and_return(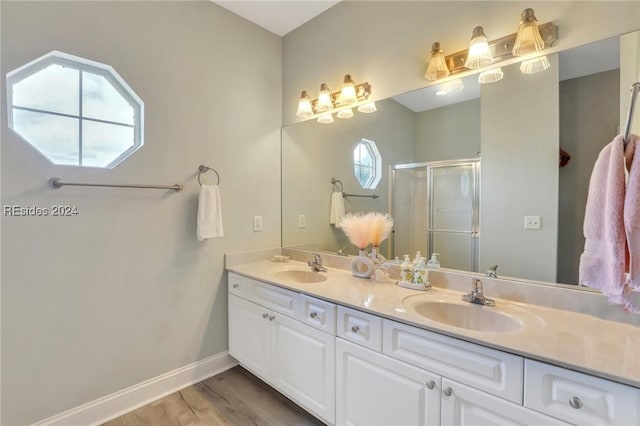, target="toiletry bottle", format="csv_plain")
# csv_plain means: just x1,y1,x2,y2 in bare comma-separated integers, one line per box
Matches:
412,251,422,266
427,253,440,269
400,255,414,283
413,256,428,286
